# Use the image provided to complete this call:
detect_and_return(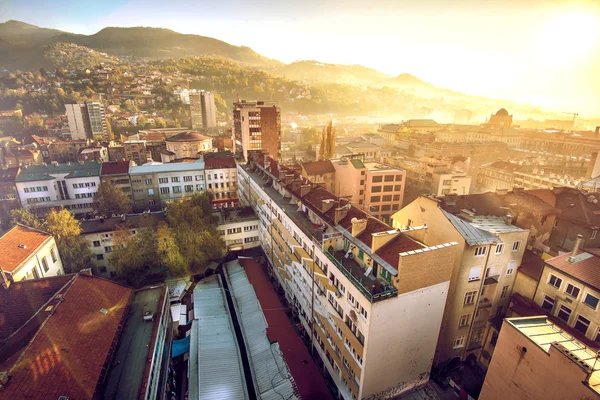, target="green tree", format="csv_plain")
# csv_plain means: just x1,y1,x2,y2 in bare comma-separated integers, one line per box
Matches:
9,208,43,229
93,181,132,216
43,208,92,273
156,221,186,276
0,201,22,231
